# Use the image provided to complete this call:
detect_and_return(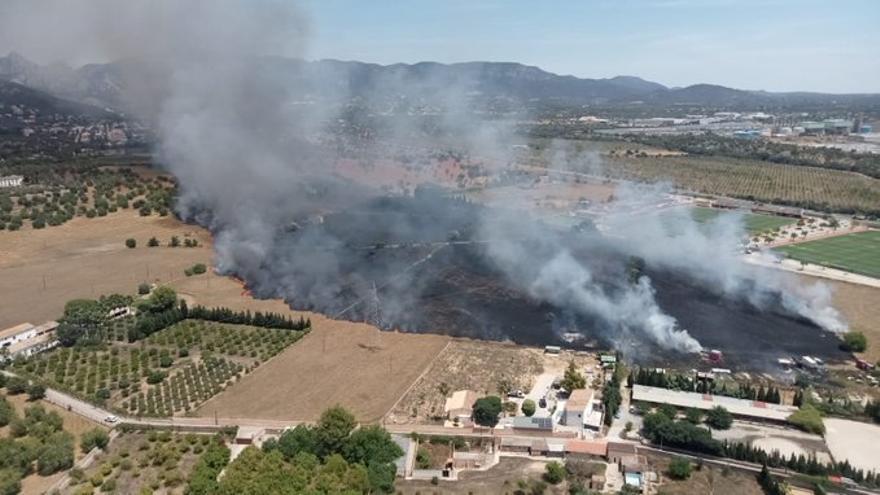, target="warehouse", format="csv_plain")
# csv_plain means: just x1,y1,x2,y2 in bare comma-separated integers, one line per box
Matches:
632,385,797,422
